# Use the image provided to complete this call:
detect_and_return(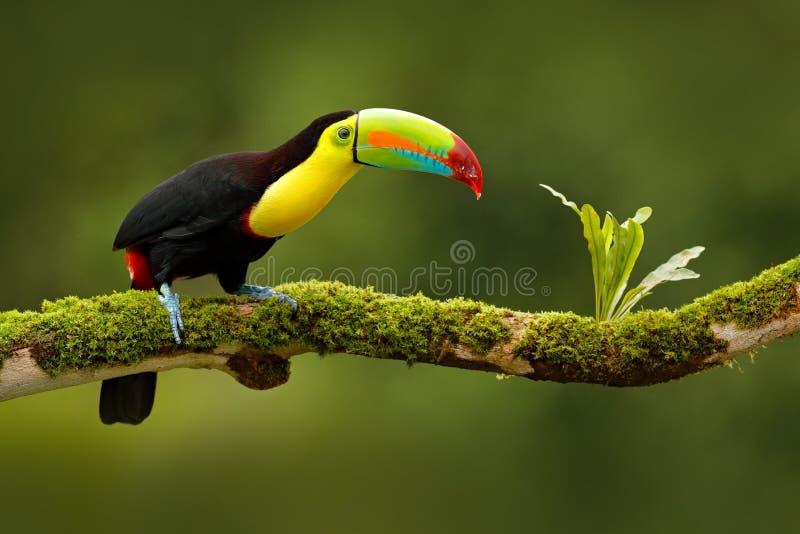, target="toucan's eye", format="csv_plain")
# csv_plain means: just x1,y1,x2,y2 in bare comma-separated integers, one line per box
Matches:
337,127,352,141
